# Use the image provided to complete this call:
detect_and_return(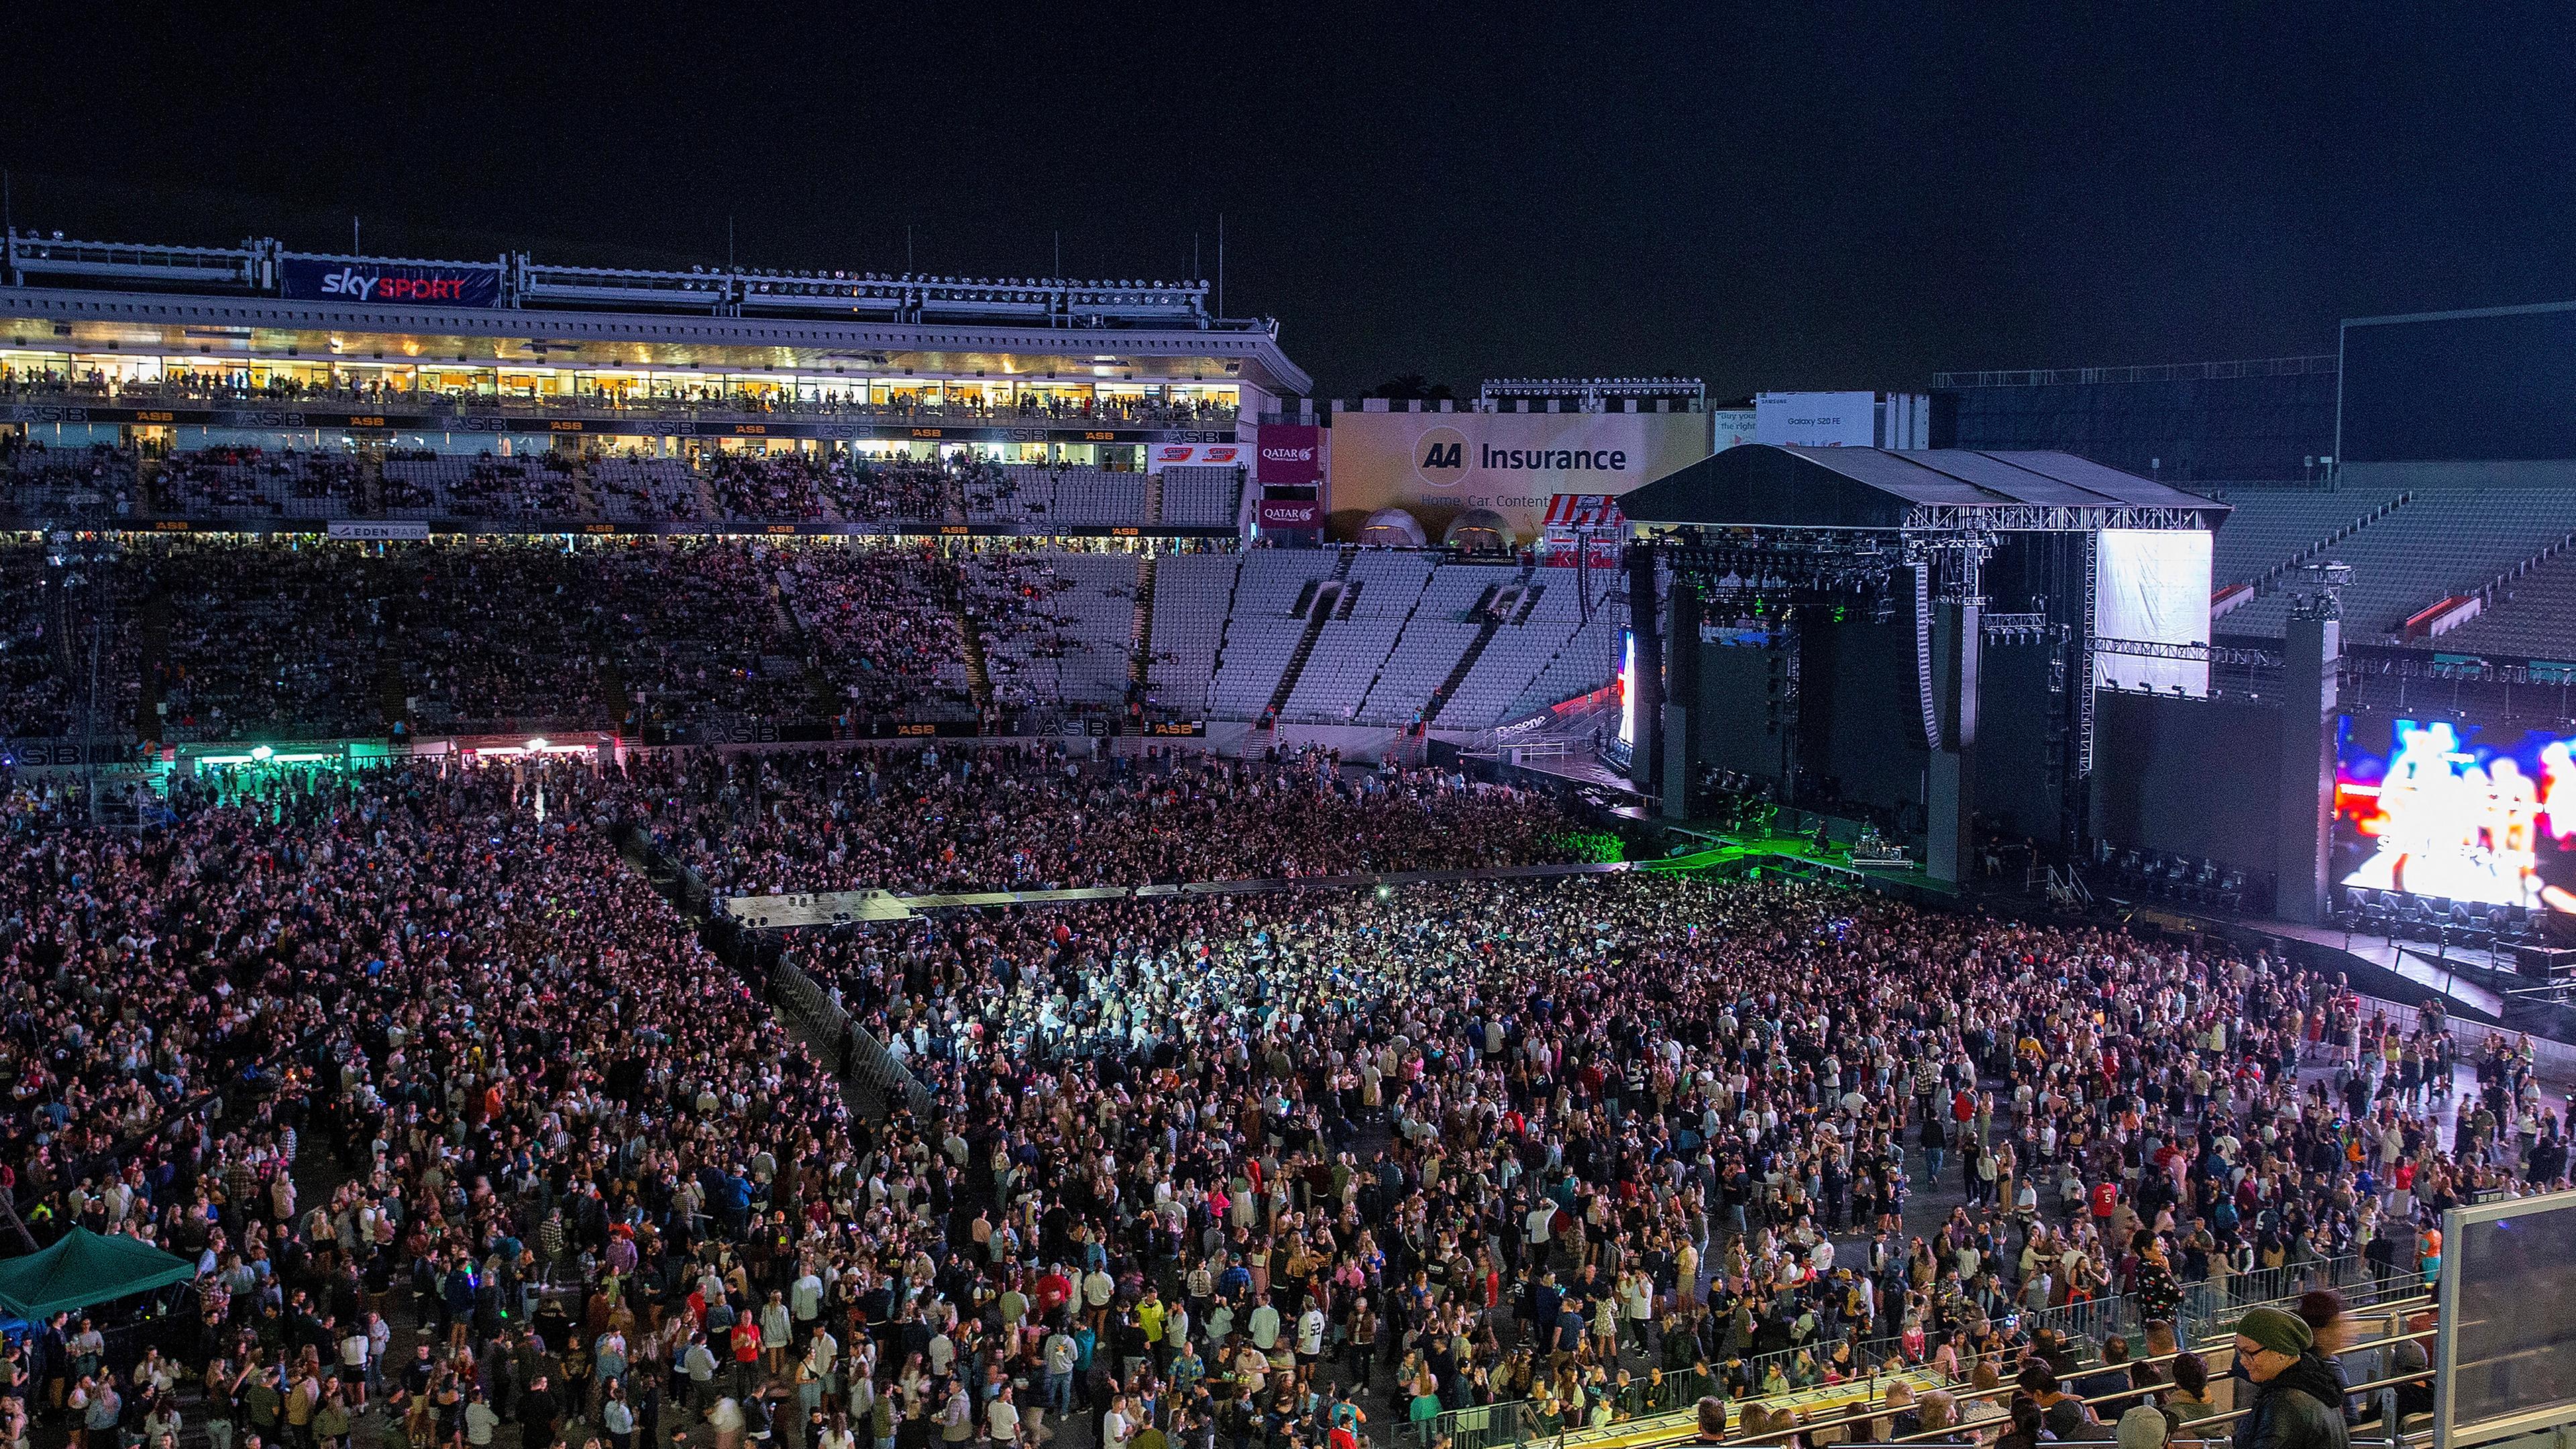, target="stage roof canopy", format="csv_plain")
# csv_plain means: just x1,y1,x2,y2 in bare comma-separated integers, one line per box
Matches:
1619,445,2231,531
